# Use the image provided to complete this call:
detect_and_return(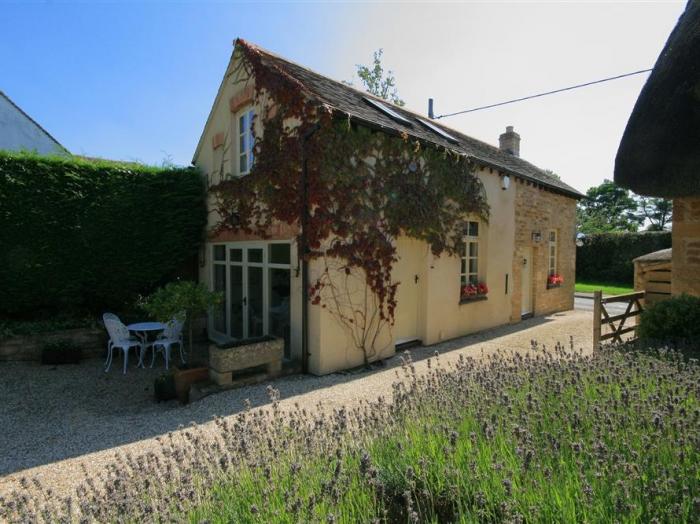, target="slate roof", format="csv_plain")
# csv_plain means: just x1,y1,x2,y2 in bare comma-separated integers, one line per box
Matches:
614,1,700,198
0,90,68,154
242,40,582,199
